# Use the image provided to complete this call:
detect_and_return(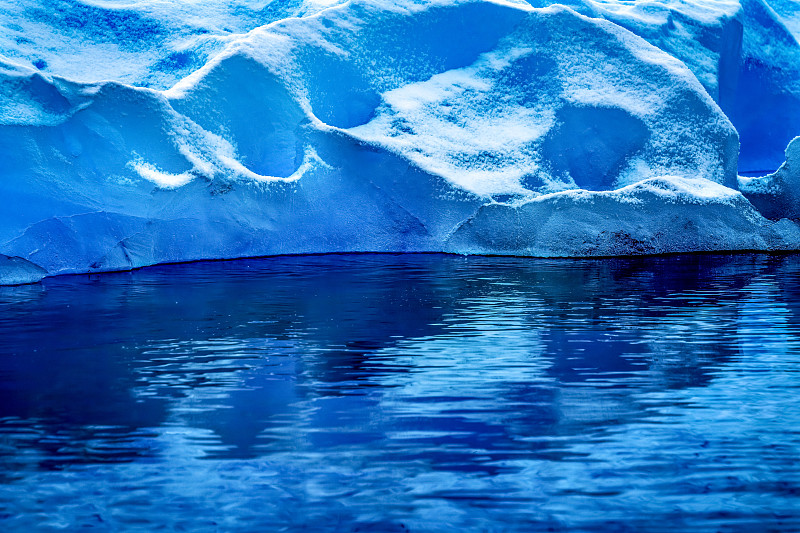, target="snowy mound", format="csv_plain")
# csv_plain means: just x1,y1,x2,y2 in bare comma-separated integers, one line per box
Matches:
447,176,800,256
0,254,47,286
1,0,800,277
345,6,737,195
580,0,800,174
